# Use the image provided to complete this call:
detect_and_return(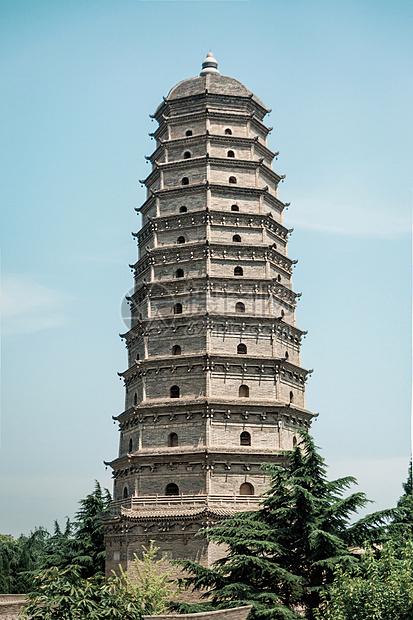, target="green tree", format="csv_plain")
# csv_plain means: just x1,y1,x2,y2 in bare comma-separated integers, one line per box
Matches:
0,481,111,593
21,565,143,620
116,541,181,615
175,433,393,620
69,480,111,577
389,460,413,544
40,519,75,571
0,529,49,594
316,541,413,620
38,481,111,578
